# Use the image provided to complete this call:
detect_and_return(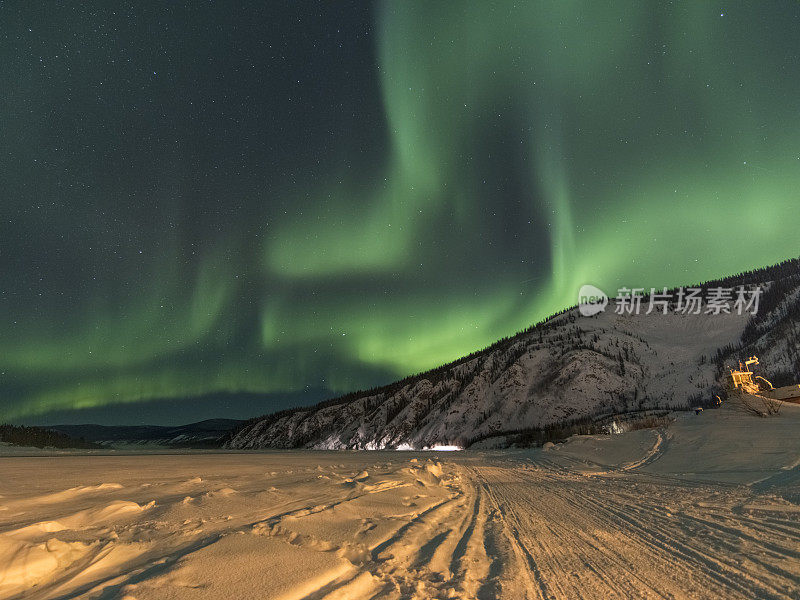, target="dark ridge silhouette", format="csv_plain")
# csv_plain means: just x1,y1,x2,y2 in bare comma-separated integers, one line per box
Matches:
0,423,101,449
